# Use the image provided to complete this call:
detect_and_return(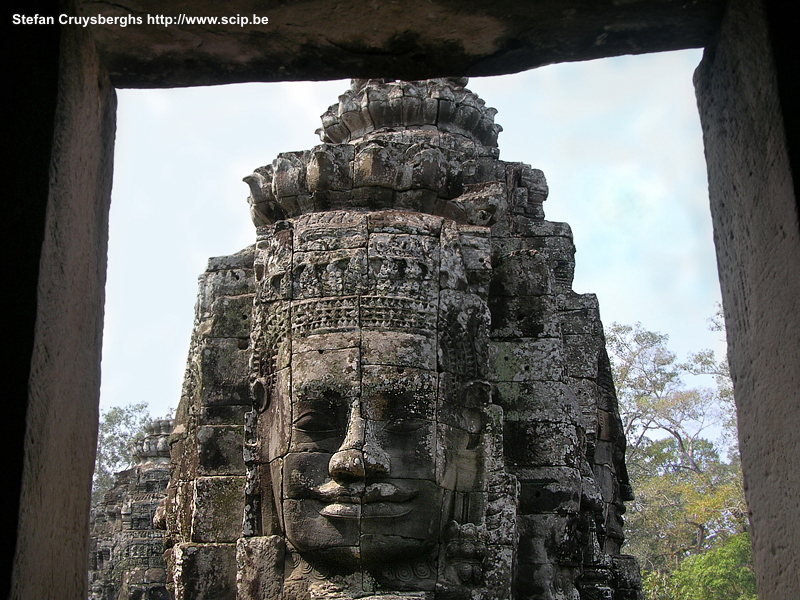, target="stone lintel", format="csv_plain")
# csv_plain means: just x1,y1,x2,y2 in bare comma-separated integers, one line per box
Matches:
81,0,724,88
